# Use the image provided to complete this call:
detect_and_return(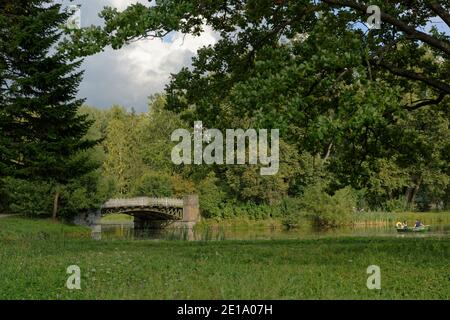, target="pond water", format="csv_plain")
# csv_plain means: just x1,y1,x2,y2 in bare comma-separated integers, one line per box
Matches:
96,221,450,241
